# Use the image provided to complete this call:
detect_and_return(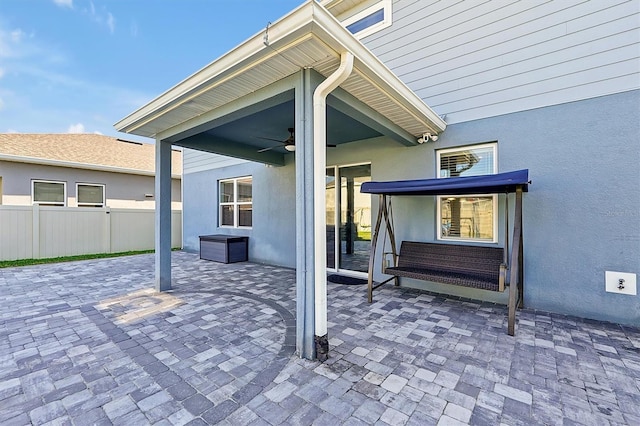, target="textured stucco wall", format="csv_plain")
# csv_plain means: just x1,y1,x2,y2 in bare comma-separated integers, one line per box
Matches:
182,158,296,267
182,91,639,326
0,161,181,209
